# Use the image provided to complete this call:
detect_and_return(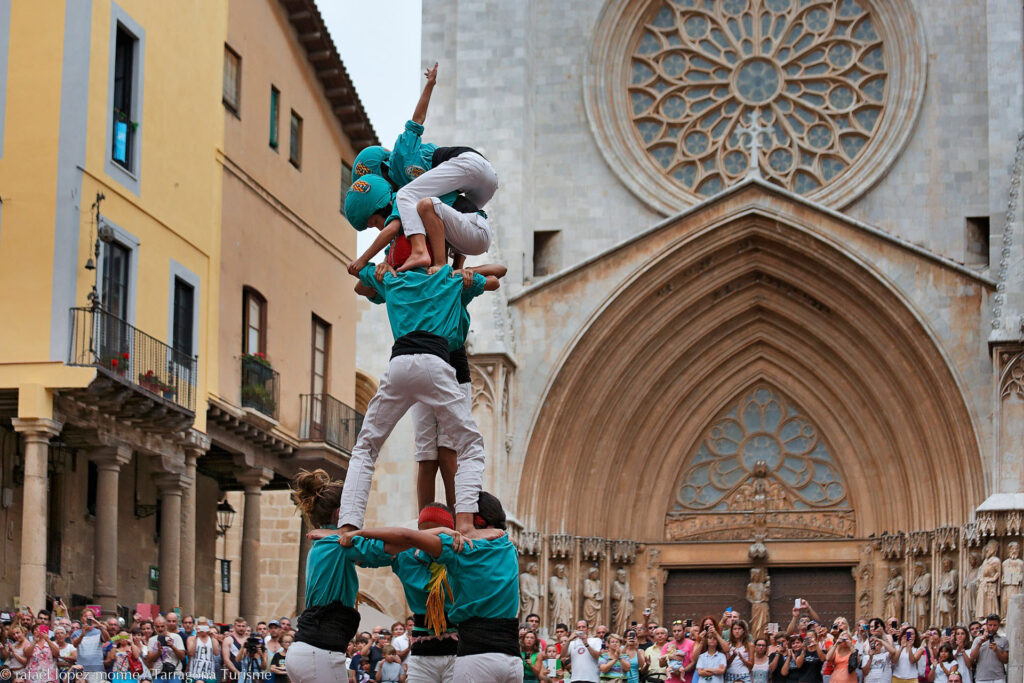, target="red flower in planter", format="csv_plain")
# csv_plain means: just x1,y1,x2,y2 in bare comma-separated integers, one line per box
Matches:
111,359,119,367
121,352,129,360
